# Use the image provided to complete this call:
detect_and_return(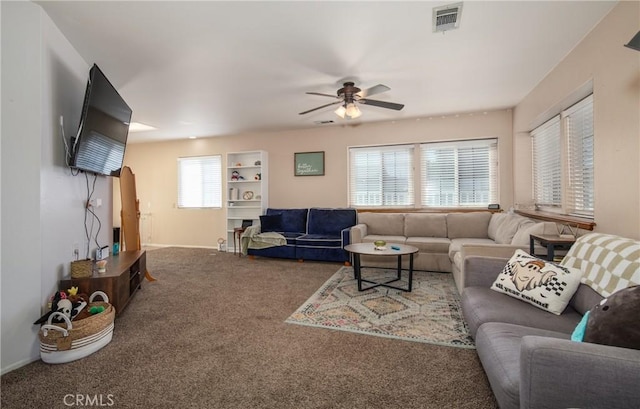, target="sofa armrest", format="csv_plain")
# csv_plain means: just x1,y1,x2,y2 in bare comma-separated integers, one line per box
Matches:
520,336,640,409
463,256,509,288
350,224,367,244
